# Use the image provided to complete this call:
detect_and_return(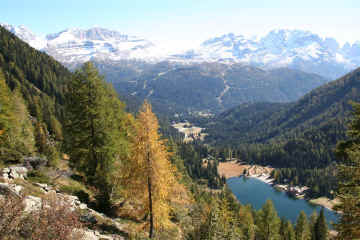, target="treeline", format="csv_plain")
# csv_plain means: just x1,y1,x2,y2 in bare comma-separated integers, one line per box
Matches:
271,166,337,198
177,142,226,189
